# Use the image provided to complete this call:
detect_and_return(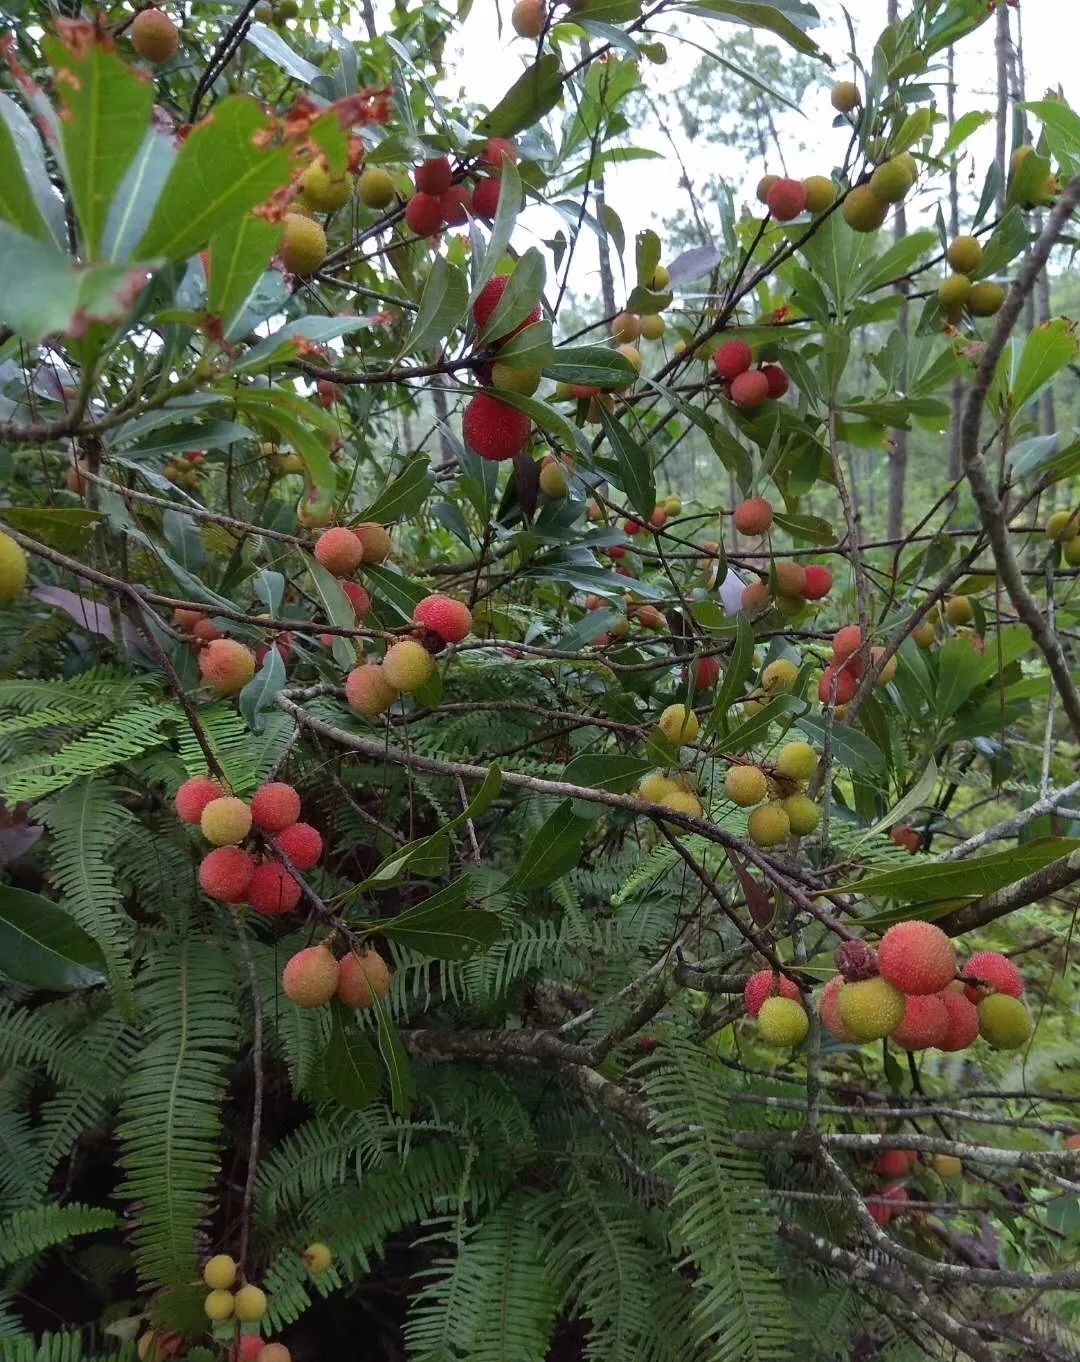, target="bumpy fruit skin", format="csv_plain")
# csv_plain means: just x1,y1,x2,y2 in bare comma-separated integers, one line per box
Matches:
404,192,443,237
658,703,699,745
743,969,800,1018
0,532,28,602
337,949,392,1008
204,1290,235,1321
968,280,1005,316
131,7,179,62
741,581,770,611
511,0,544,34
773,561,806,598
761,363,789,399
341,580,371,620
874,1149,915,1178
762,658,798,692
638,772,679,804
346,663,398,717
803,175,837,214
978,994,1031,1050
729,369,770,409
203,1254,238,1291
439,184,473,225
314,526,364,576
257,1346,290,1362
414,157,452,195
747,803,791,847
273,822,322,871
757,996,809,1047
947,234,982,273
766,177,807,221
869,158,911,204
358,167,395,208
832,624,863,661
176,776,224,824
819,976,856,1041
937,989,979,1051
281,213,327,275
830,80,860,112
774,740,817,783
199,639,256,696
352,522,391,564
199,847,256,903
725,765,768,807
690,655,720,690
413,594,473,643
890,993,949,1050
233,1285,268,1324
473,274,542,341
962,950,1024,1003
462,393,531,461
250,782,301,833
640,313,665,340
659,789,702,826
938,274,971,308
782,793,819,836
837,977,906,1041
802,564,833,600
843,185,888,232
818,661,858,706
877,920,956,995
481,137,517,169
732,497,773,535
382,639,435,692
303,1242,332,1274
300,159,351,212
247,862,301,917
201,796,252,847
933,1153,962,1179
282,946,339,1008
835,938,878,982
473,177,502,218
713,339,752,380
